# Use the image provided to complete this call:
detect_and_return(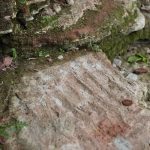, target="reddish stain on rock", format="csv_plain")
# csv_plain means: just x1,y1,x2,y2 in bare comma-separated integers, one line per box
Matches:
133,68,148,75
94,119,129,143
122,99,133,106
